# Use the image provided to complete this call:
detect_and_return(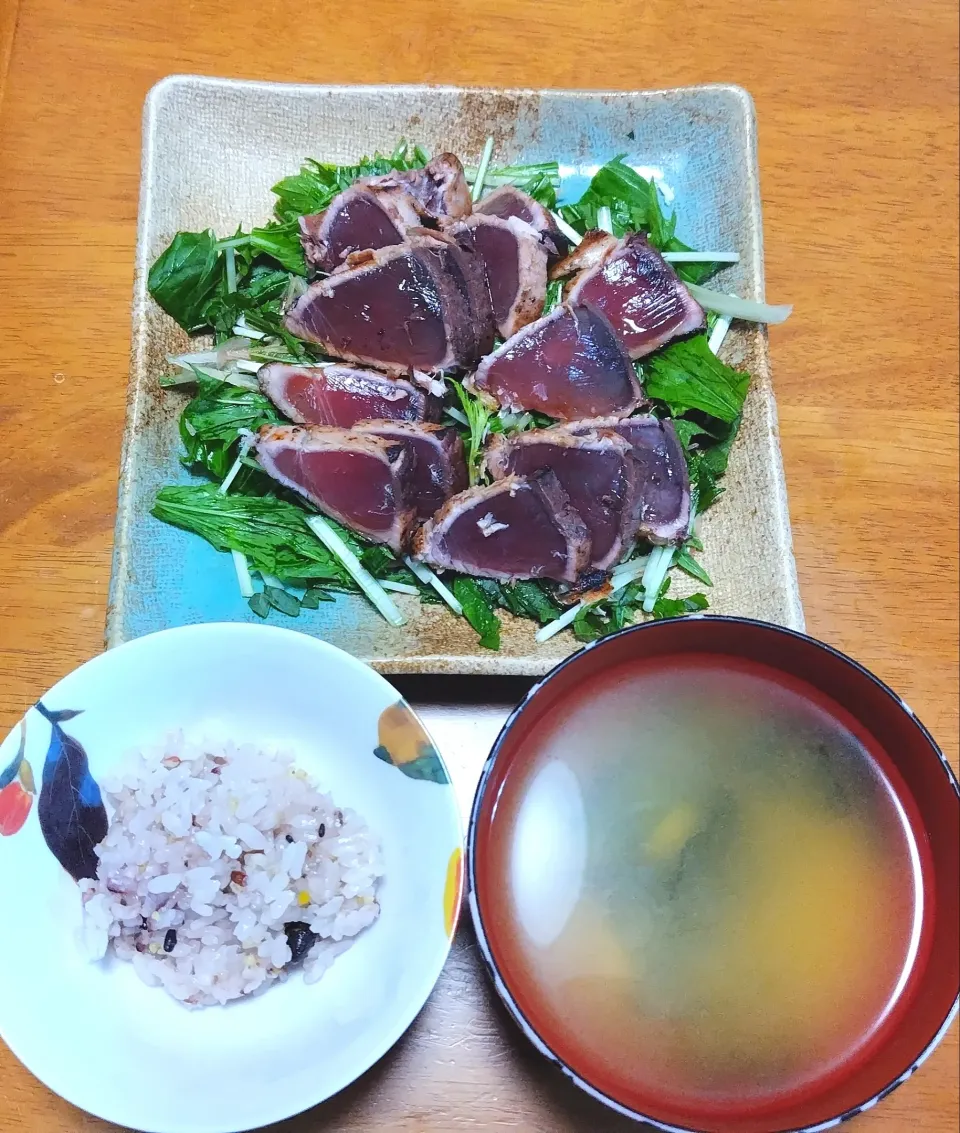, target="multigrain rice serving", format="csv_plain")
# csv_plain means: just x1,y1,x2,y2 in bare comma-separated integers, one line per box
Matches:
79,735,383,1007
